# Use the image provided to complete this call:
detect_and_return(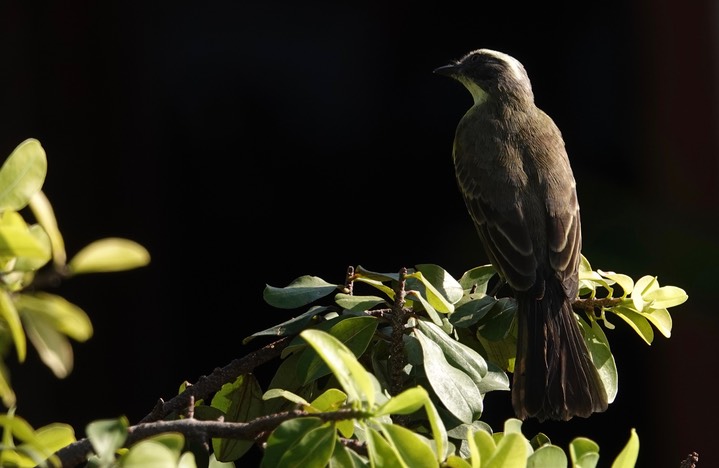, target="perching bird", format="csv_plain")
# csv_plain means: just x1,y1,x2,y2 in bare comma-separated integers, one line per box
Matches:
434,49,608,421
